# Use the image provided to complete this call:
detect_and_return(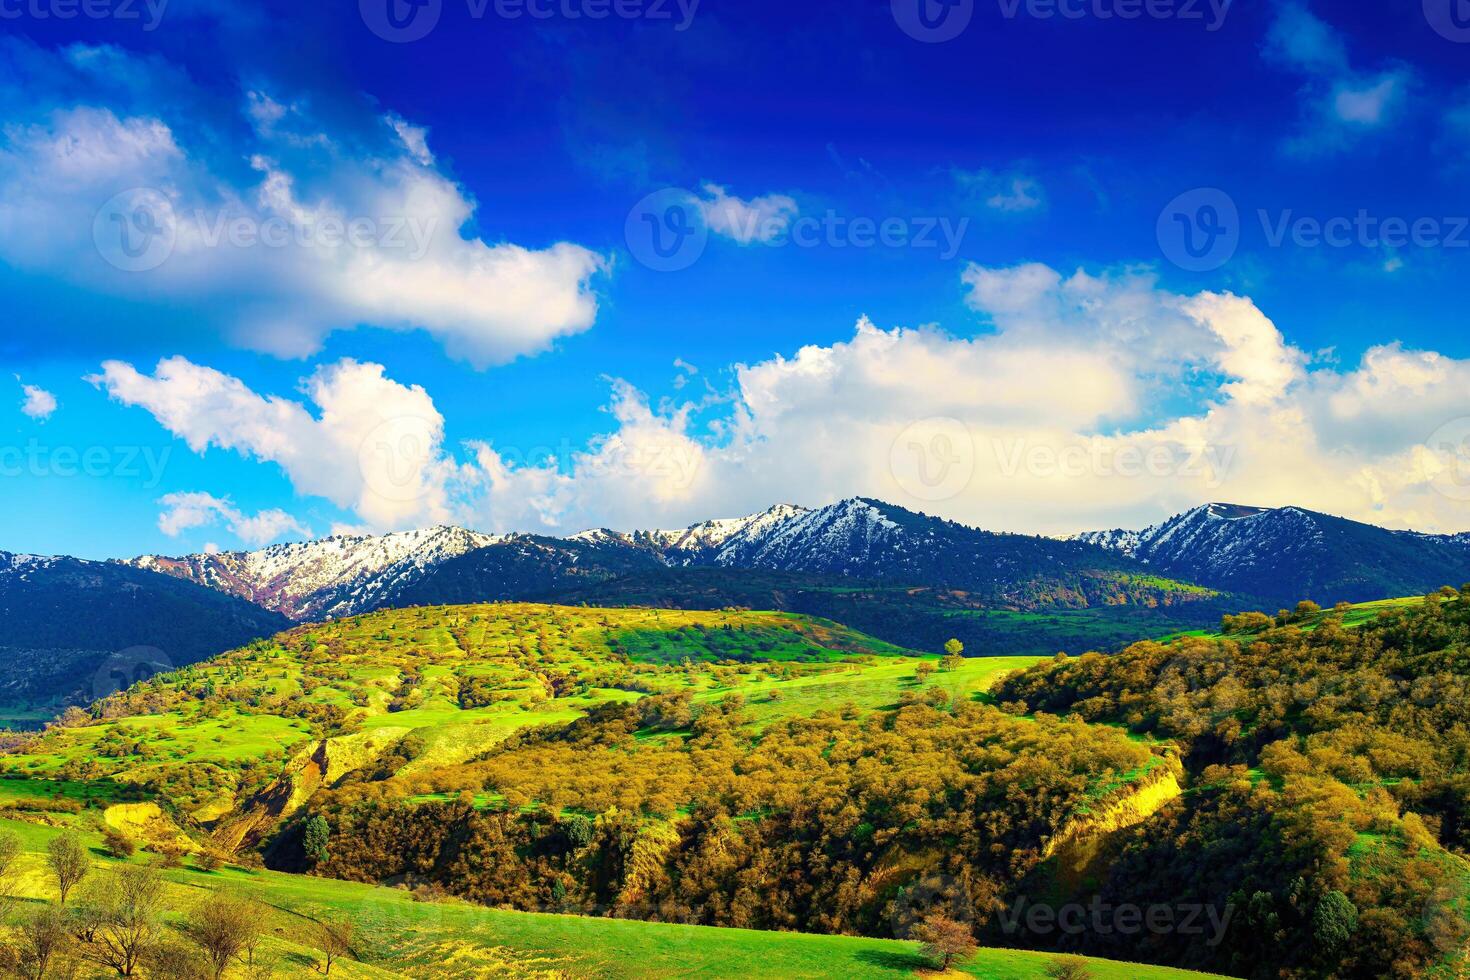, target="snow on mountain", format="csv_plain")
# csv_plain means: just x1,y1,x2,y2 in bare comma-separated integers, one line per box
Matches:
0,551,65,579
123,525,503,621
1076,503,1470,604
